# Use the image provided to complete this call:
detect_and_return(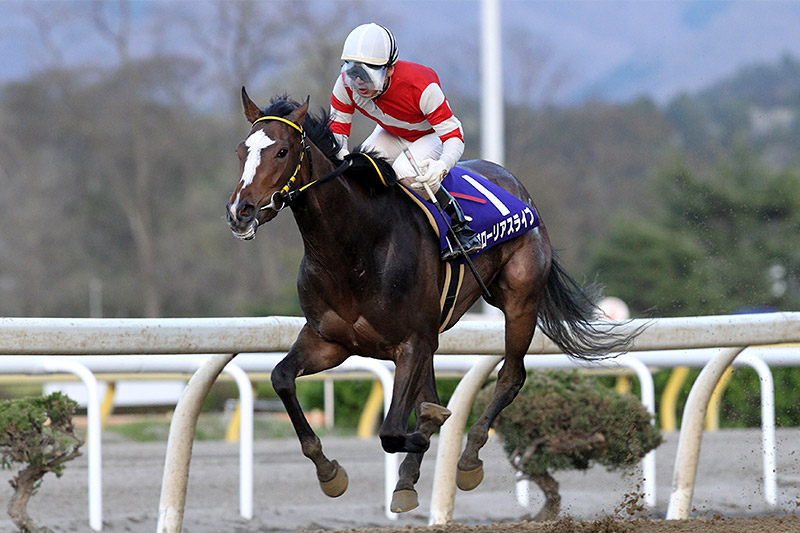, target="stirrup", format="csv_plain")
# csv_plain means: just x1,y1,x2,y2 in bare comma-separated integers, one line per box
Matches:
434,186,484,260
441,228,483,261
